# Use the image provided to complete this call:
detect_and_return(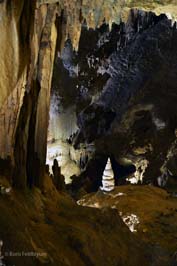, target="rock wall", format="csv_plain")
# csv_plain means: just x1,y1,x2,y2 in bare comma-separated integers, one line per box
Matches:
51,9,177,191
74,11,177,187
0,1,58,187
0,0,32,159
13,3,58,188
